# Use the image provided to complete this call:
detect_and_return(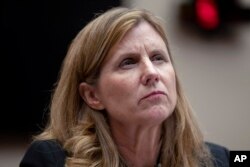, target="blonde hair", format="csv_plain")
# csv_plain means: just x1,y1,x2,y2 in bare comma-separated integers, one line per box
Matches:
36,7,213,167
